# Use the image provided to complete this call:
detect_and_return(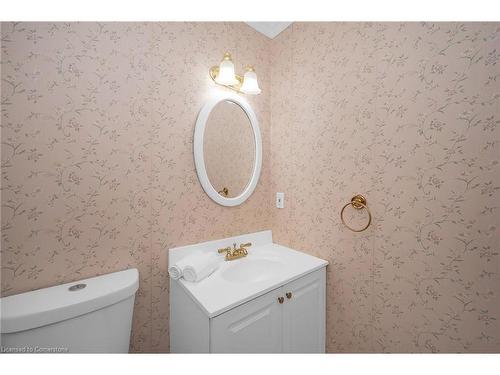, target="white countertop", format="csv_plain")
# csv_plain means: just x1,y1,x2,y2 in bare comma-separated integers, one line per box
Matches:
169,231,328,318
